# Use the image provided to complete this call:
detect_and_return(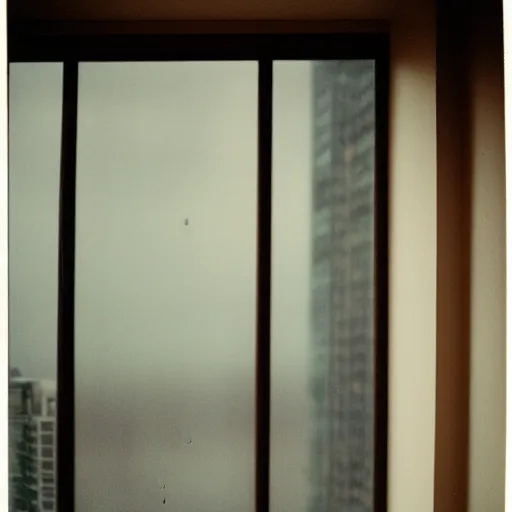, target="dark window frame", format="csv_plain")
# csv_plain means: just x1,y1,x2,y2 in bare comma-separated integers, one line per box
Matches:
8,23,389,512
